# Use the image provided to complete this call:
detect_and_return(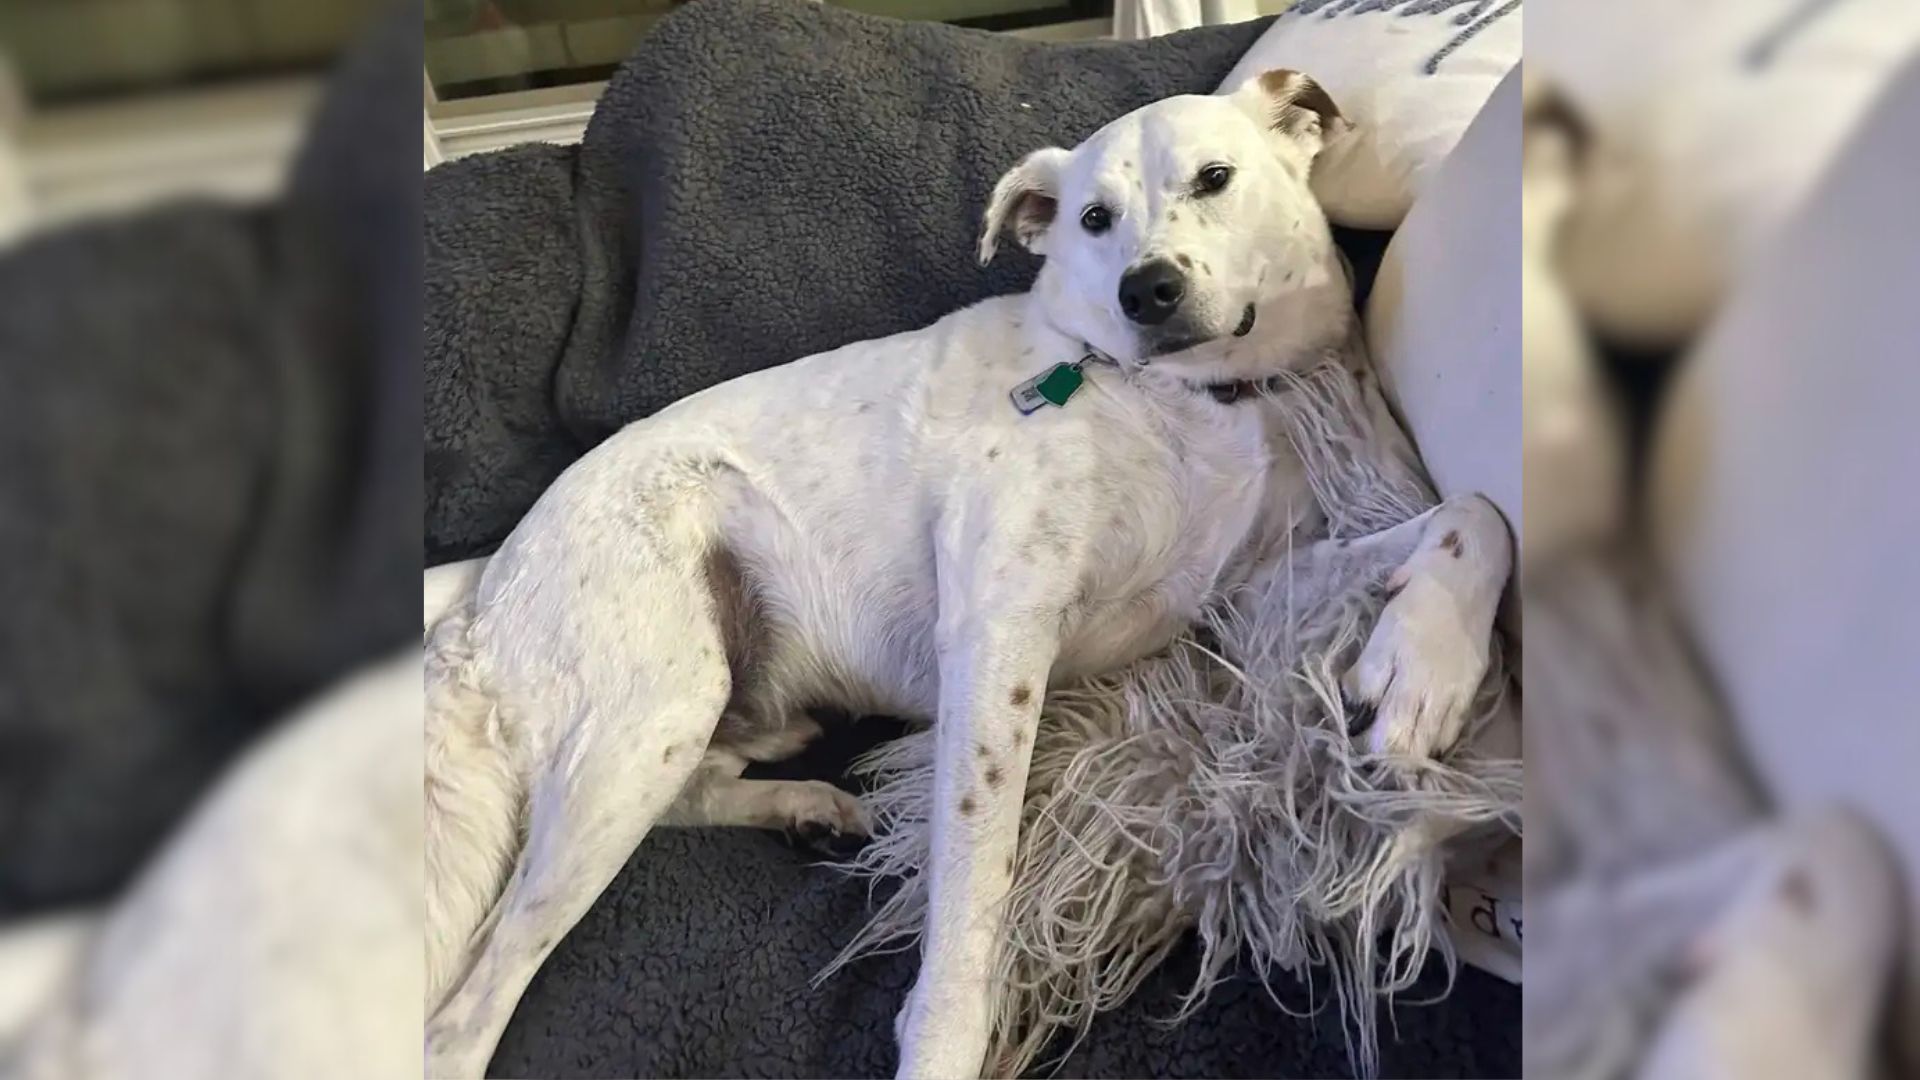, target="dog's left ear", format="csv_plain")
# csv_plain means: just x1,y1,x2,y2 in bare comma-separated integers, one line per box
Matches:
979,146,1071,264
1230,69,1350,163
